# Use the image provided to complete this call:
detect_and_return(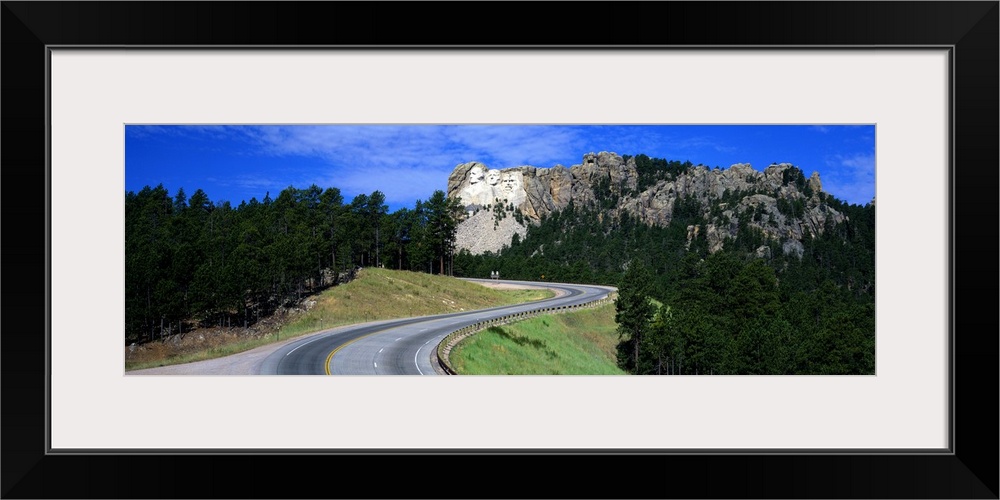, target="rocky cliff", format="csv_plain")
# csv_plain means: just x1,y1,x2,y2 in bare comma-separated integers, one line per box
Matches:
447,152,850,256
